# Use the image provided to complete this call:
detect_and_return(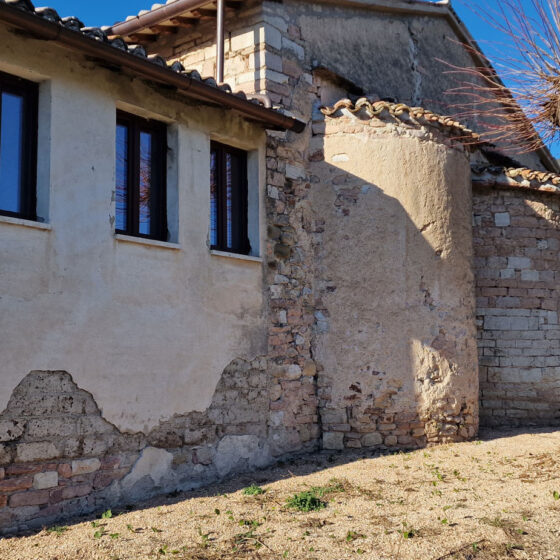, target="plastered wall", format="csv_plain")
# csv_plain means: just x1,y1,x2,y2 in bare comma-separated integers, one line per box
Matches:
311,114,479,449
0,26,268,435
